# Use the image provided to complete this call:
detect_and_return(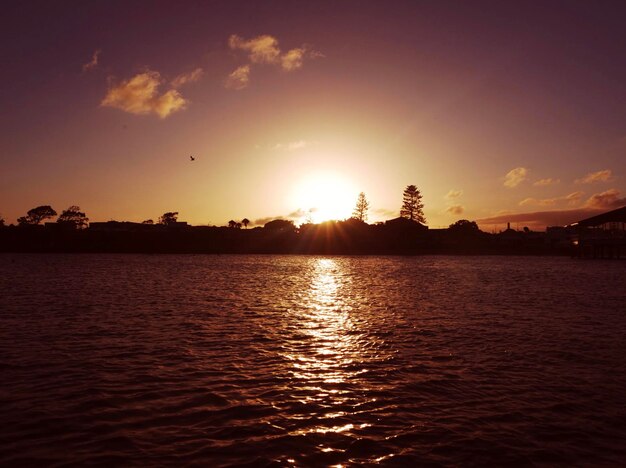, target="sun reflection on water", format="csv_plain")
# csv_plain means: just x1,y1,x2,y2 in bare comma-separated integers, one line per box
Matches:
284,258,371,437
